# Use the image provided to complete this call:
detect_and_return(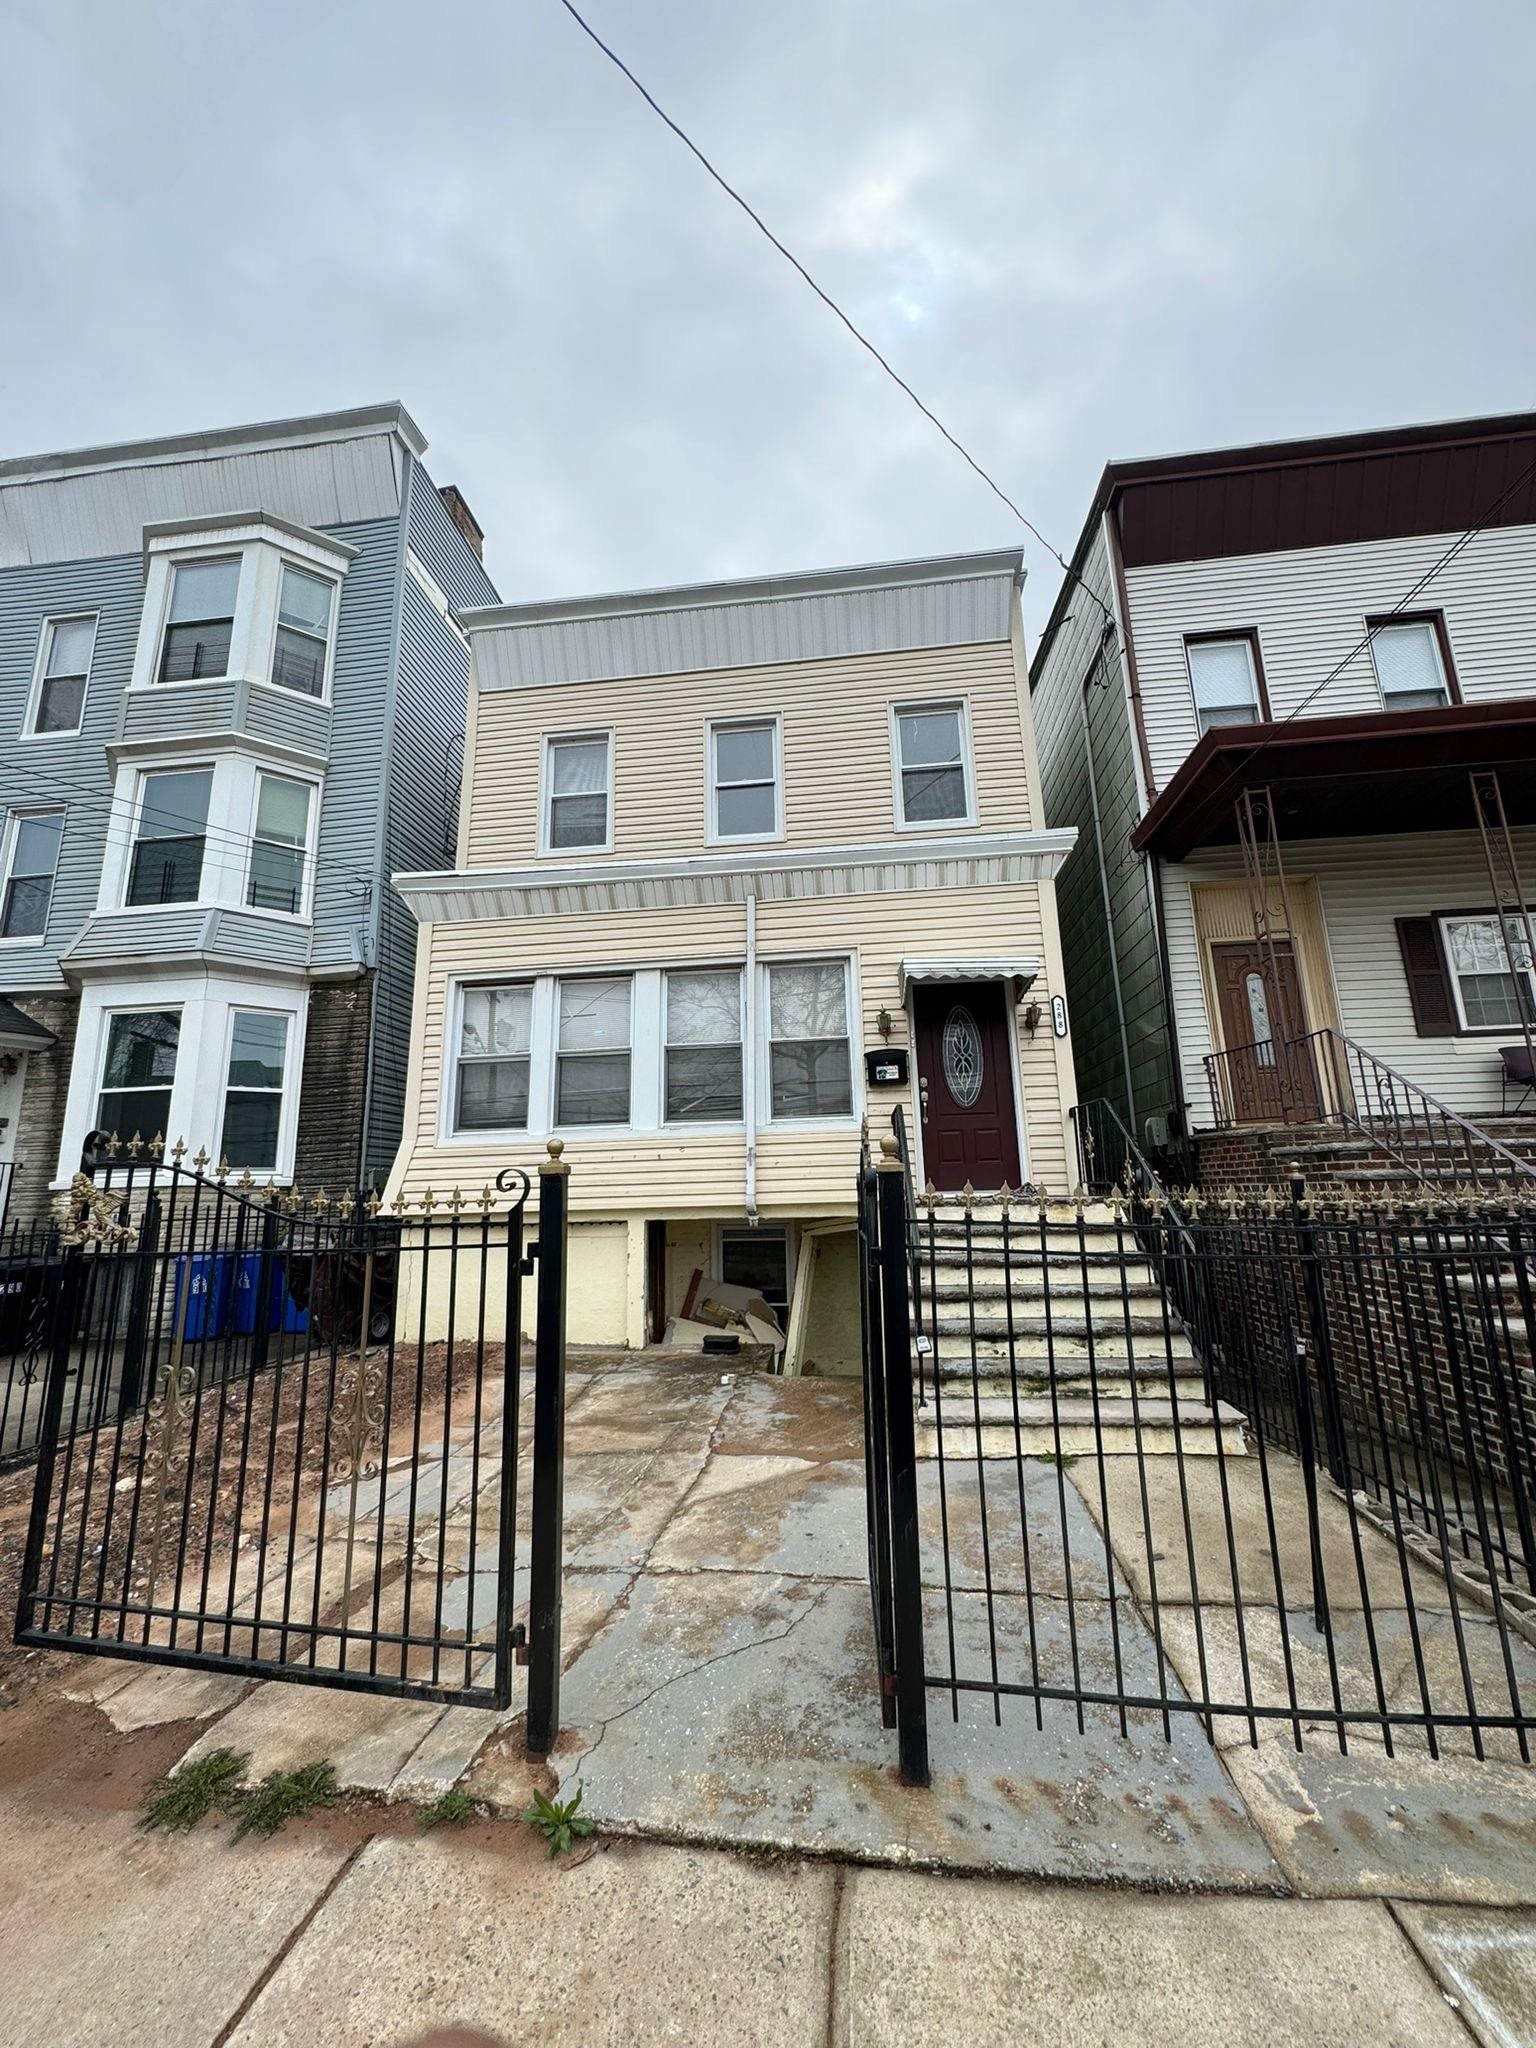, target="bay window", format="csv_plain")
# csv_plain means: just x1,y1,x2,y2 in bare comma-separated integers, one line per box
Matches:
556,977,631,1124
665,969,743,1121
158,559,240,683
767,961,853,1118
456,985,533,1130
96,1011,180,1147
247,774,312,915
126,768,213,906
220,1012,289,1169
